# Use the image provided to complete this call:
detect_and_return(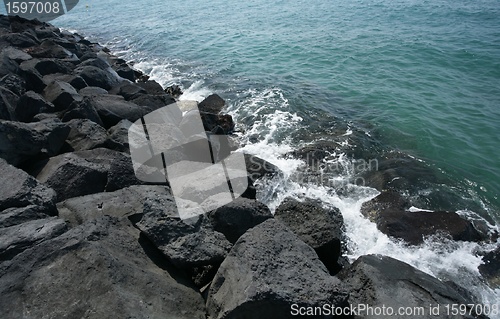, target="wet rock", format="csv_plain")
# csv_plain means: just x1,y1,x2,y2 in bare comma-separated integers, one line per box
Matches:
130,93,176,110
115,82,147,100
200,112,235,134
0,217,67,261
361,192,484,245
74,65,119,90
87,94,150,128
198,93,225,114
0,119,70,166
165,84,182,98
0,216,206,319
479,245,500,289
105,119,132,152
338,254,481,318
0,158,57,213
43,80,82,111
64,119,108,151
61,98,104,126
136,80,165,95
115,64,135,81
244,153,282,183
207,197,272,243
275,197,345,274
15,90,54,122
206,218,349,319
0,205,51,228
137,199,232,287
